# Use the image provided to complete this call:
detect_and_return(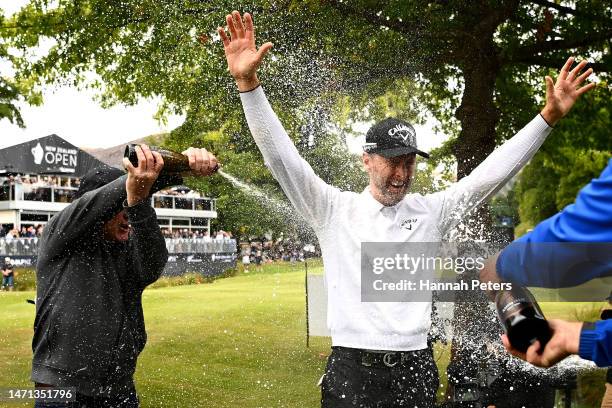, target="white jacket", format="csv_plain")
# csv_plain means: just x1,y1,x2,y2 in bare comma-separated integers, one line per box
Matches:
240,86,552,351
